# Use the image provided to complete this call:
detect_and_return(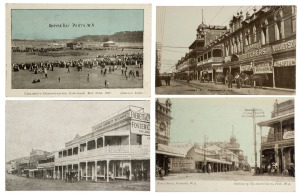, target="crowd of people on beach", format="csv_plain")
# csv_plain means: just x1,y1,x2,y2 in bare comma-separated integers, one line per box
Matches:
12,53,143,87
